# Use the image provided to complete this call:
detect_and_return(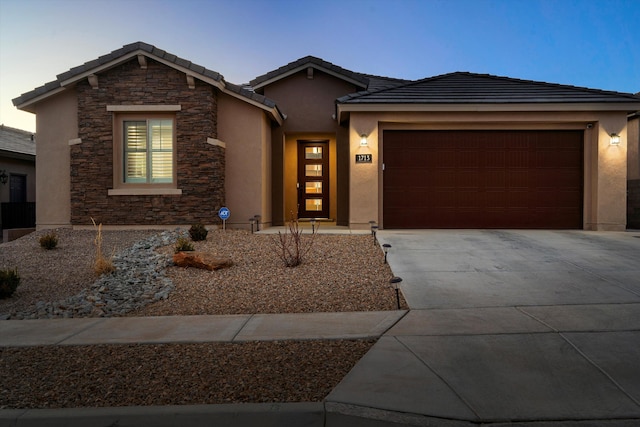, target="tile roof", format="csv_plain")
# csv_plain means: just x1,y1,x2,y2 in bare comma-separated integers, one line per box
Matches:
338,72,640,104
12,42,280,118
250,56,367,89
0,125,36,158
249,55,408,92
